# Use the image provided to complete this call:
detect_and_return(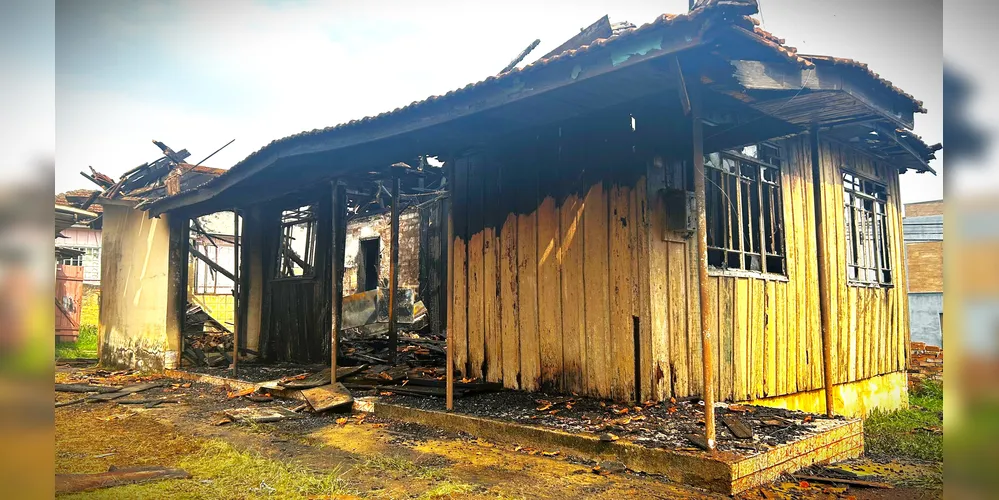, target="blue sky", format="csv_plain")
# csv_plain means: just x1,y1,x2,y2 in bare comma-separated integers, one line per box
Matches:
55,0,944,202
